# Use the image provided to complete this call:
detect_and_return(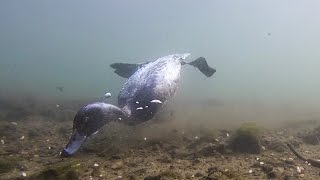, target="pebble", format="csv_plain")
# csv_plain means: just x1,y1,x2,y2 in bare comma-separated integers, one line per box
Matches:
262,164,273,173
249,169,253,174
194,172,203,177
56,104,60,108
296,166,304,173
144,137,147,141
20,136,25,140
91,167,101,177
94,163,99,167
285,158,295,165
21,172,27,177
277,167,284,173
1,139,4,144
268,171,277,178
111,160,124,170
11,122,18,125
